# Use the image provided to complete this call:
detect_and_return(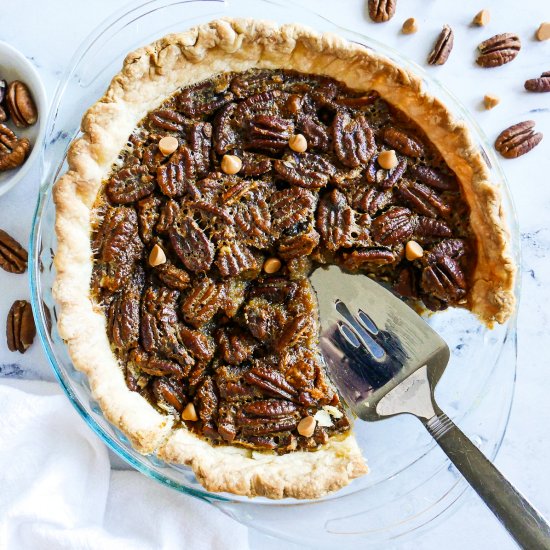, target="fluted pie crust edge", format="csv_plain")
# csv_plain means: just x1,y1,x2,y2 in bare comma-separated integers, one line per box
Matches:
53,18,515,499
